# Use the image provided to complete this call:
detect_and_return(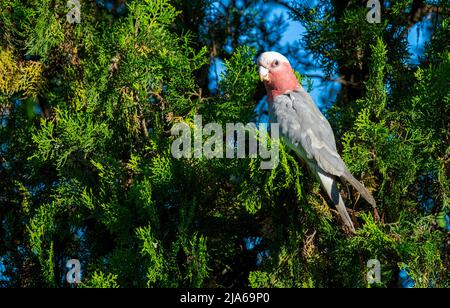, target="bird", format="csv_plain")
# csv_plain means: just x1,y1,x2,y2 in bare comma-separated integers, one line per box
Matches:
257,51,376,233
